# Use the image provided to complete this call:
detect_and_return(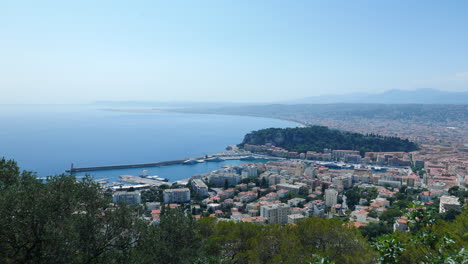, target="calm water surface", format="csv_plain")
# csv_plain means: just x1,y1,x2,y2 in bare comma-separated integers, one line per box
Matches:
0,105,293,179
